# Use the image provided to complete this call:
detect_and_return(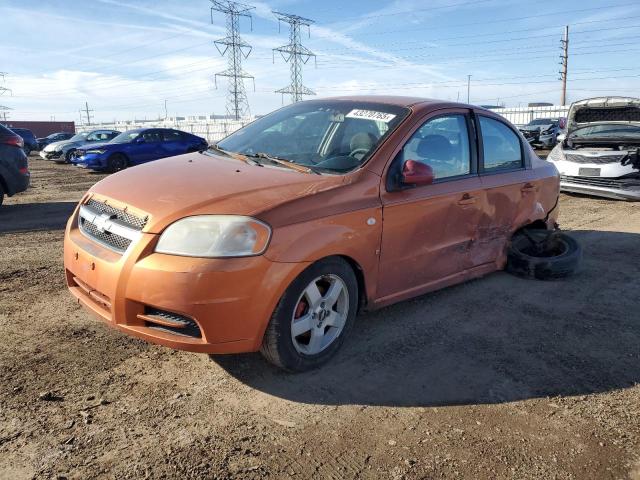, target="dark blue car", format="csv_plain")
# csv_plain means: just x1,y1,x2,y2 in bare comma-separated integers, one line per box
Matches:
71,128,208,172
